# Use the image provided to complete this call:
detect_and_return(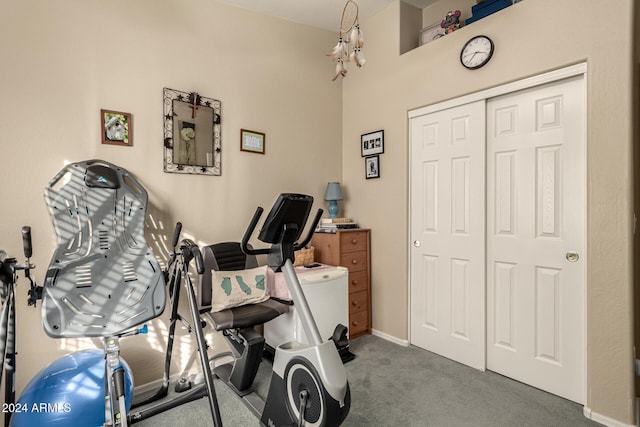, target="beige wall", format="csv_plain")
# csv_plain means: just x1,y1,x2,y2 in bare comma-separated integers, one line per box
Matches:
0,0,637,425
0,0,341,405
342,0,635,424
